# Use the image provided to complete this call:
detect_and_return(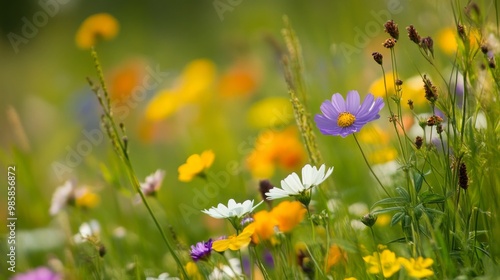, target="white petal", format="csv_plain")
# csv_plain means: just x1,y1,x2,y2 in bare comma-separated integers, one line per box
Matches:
265,188,291,200
282,173,304,193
